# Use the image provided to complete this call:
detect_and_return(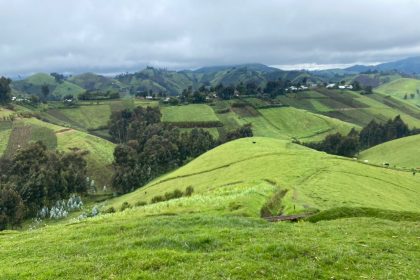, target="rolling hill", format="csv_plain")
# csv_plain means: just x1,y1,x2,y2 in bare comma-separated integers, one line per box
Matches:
375,78,420,106
0,137,419,279
12,73,85,99
359,134,420,169
107,137,420,214
0,116,115,187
